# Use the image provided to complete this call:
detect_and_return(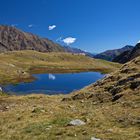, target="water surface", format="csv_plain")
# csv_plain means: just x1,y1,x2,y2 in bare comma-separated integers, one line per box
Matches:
4,72,104,95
